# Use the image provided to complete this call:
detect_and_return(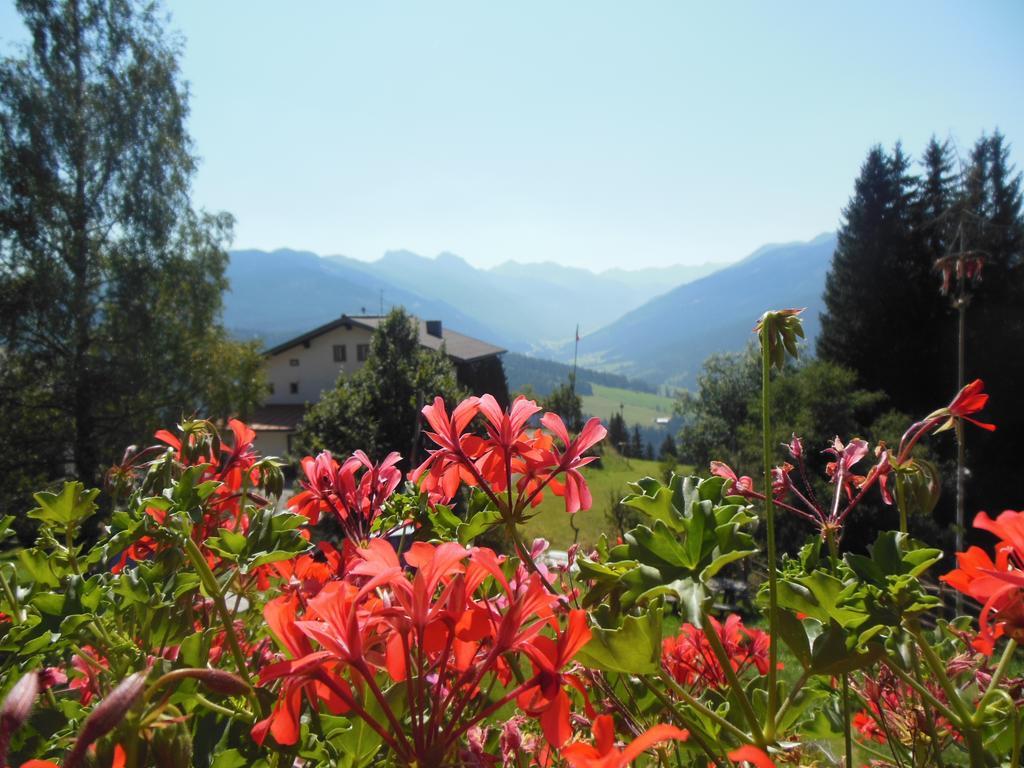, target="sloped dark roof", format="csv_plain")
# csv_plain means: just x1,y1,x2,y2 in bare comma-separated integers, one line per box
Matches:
264,315,506,362
248,404,306,432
